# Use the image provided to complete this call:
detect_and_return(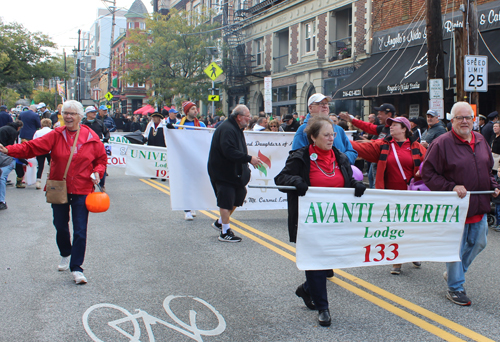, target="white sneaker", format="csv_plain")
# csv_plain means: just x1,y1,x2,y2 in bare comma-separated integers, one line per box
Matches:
72,271,87,285
190,210,197,217
58,256,70,271
35,179,42,189
184,211,194,221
